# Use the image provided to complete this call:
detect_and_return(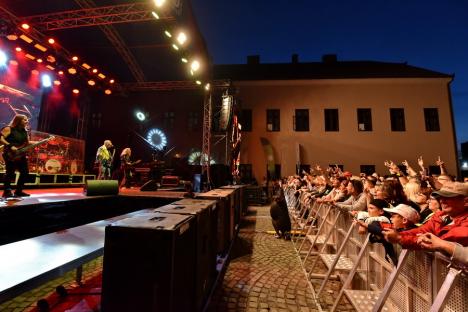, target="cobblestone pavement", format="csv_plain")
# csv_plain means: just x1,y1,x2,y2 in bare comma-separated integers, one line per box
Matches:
208,205,320,312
